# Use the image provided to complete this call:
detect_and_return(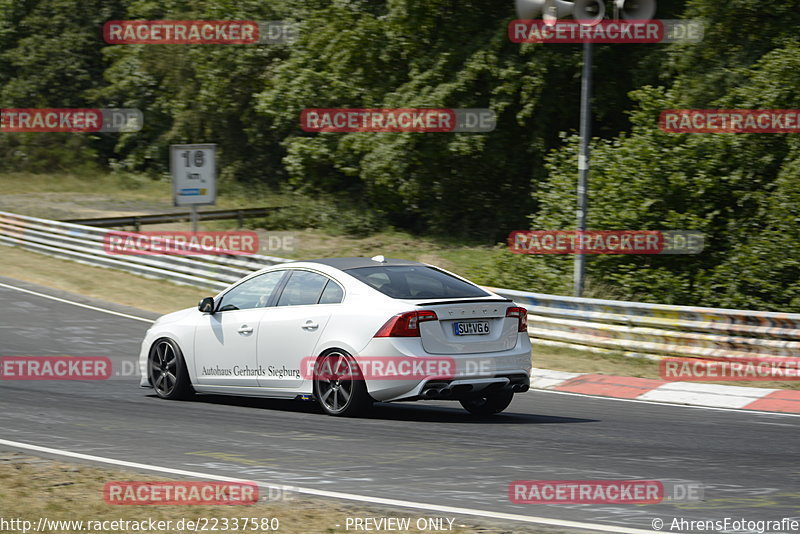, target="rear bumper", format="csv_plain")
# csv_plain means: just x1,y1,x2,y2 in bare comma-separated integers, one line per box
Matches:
397,373,531,402
356,335,532,402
